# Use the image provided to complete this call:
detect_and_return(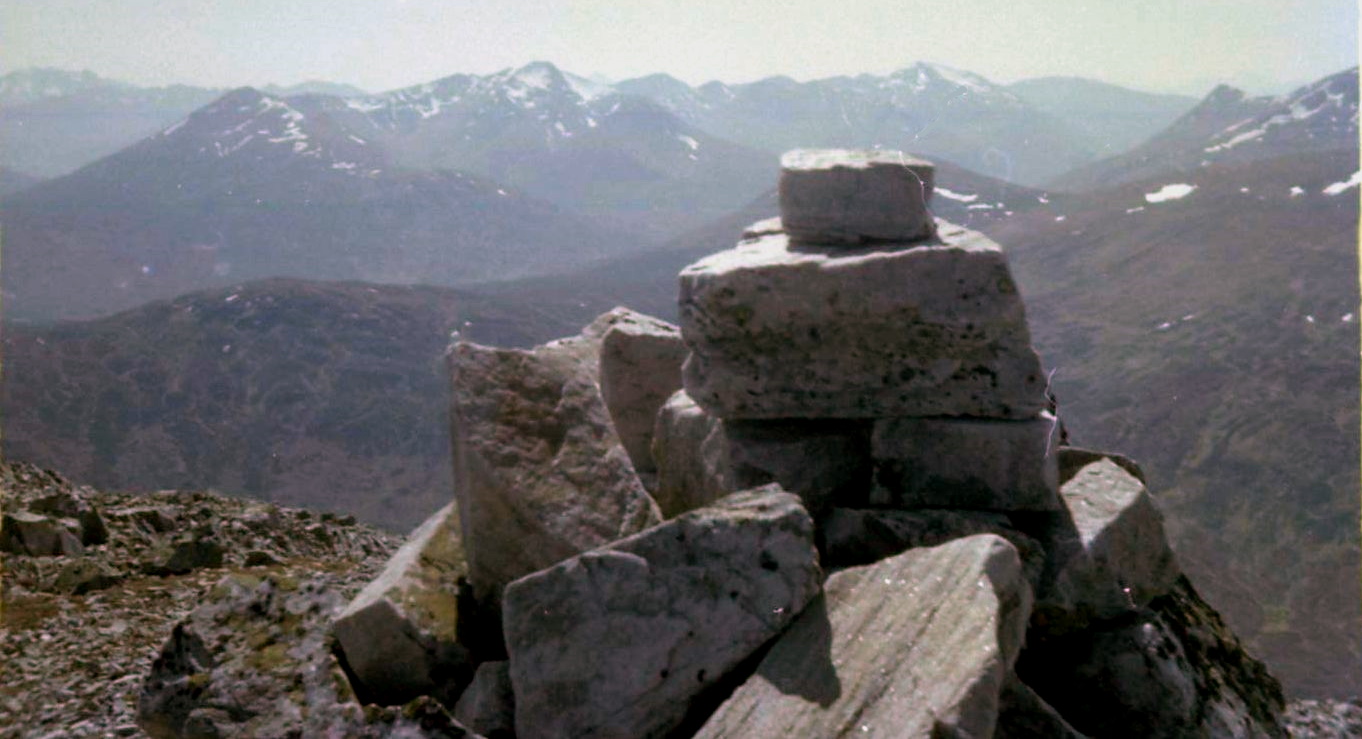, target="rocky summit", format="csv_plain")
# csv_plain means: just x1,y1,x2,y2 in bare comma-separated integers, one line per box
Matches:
6,148,1321,737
